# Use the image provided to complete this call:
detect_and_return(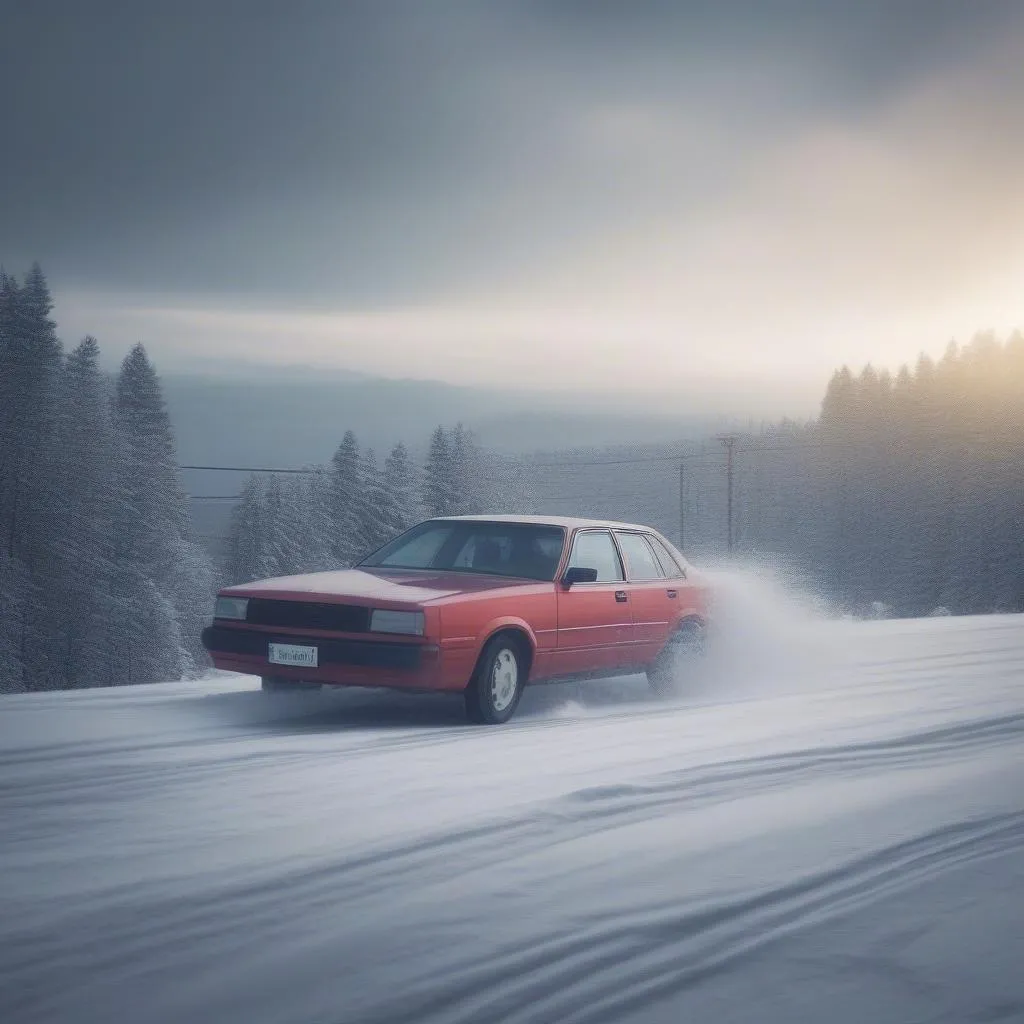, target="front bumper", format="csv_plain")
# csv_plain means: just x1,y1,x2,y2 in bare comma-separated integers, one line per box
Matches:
201,625,451,691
